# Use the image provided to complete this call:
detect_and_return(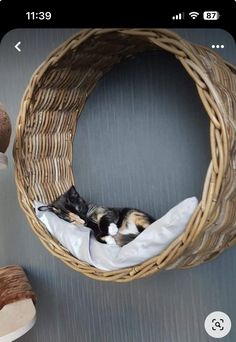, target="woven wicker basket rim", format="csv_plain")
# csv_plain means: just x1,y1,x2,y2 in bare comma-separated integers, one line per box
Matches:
13,29,236,282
